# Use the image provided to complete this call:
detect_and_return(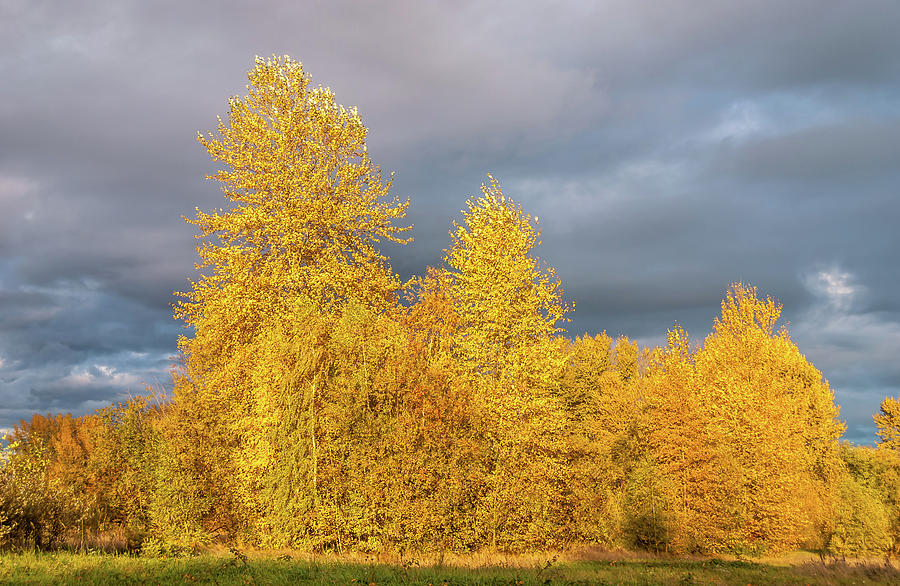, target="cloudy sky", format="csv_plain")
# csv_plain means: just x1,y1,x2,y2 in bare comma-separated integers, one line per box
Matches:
1,0,899,443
